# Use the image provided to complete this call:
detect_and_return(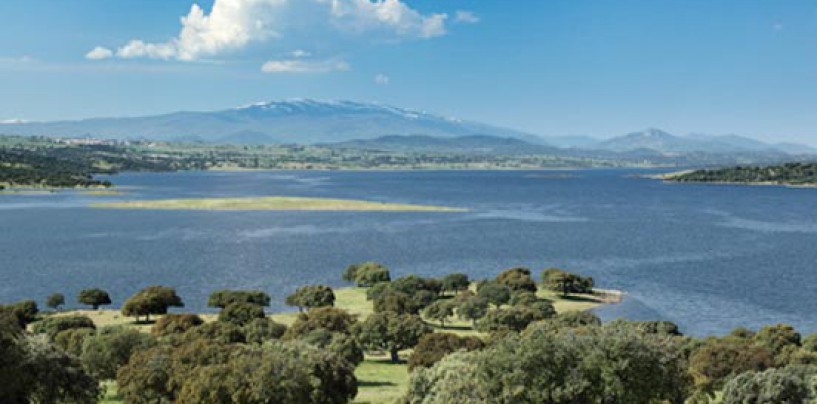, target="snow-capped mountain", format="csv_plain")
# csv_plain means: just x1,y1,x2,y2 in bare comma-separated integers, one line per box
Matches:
0,99,542,144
